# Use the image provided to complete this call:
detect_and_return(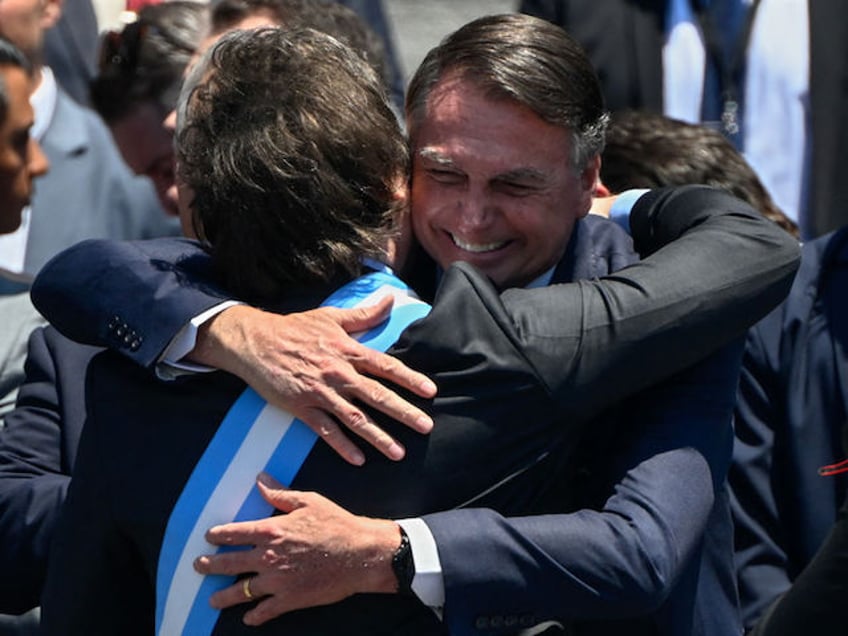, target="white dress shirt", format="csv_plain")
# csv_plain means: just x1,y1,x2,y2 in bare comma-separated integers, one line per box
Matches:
664,0,809,231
